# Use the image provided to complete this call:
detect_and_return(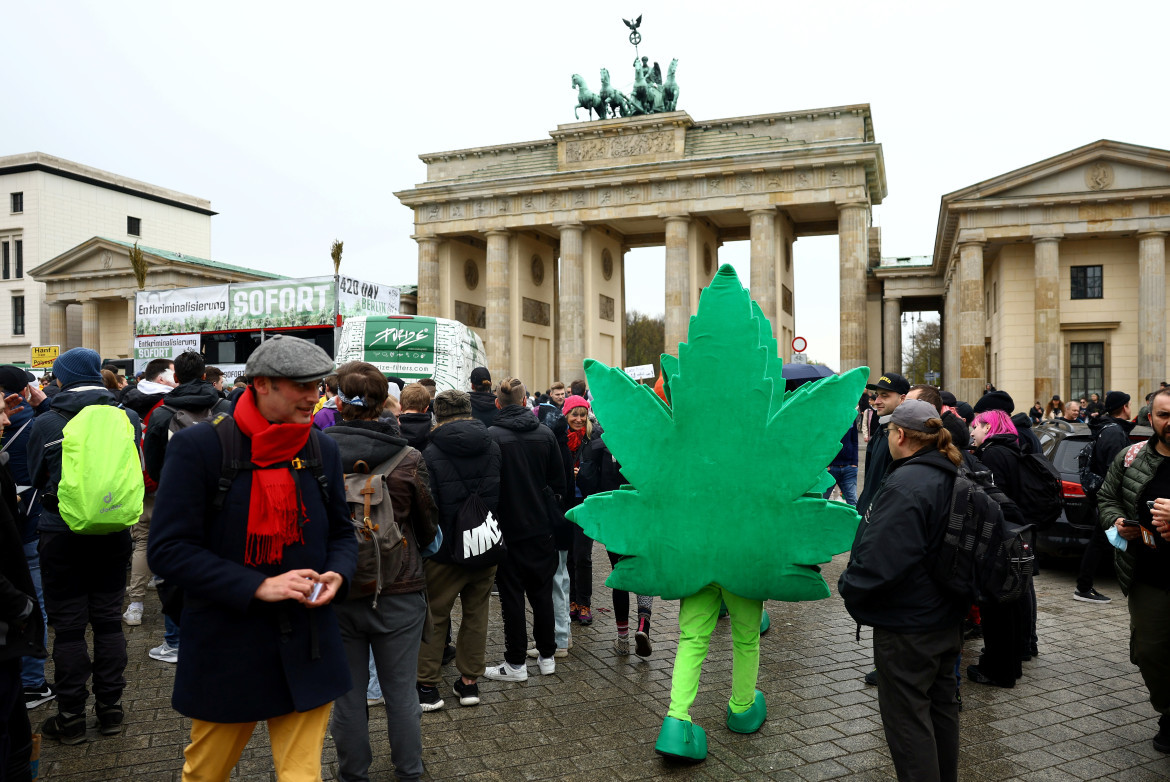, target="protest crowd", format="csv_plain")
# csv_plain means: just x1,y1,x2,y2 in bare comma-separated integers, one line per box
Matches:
1,337,1169,782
